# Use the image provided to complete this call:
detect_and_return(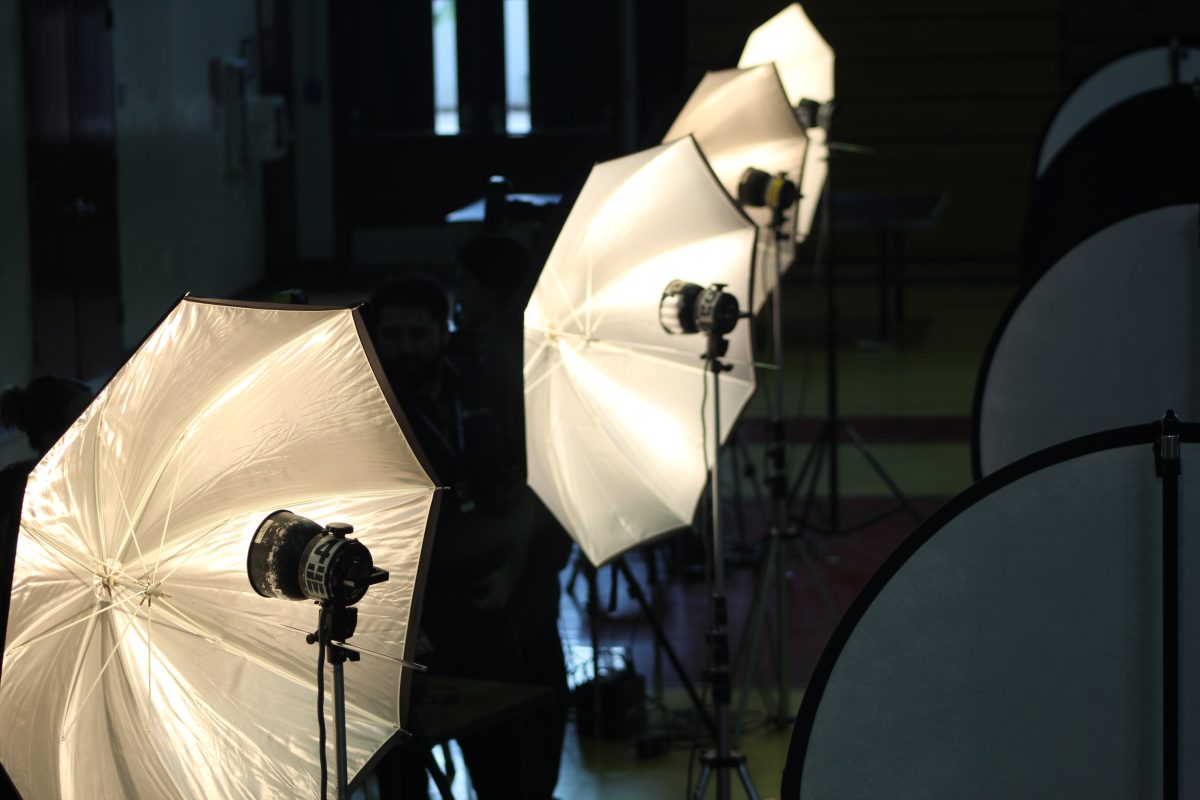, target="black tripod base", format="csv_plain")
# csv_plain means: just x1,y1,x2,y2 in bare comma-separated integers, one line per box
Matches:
694,749,760,800
790,416,922,536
